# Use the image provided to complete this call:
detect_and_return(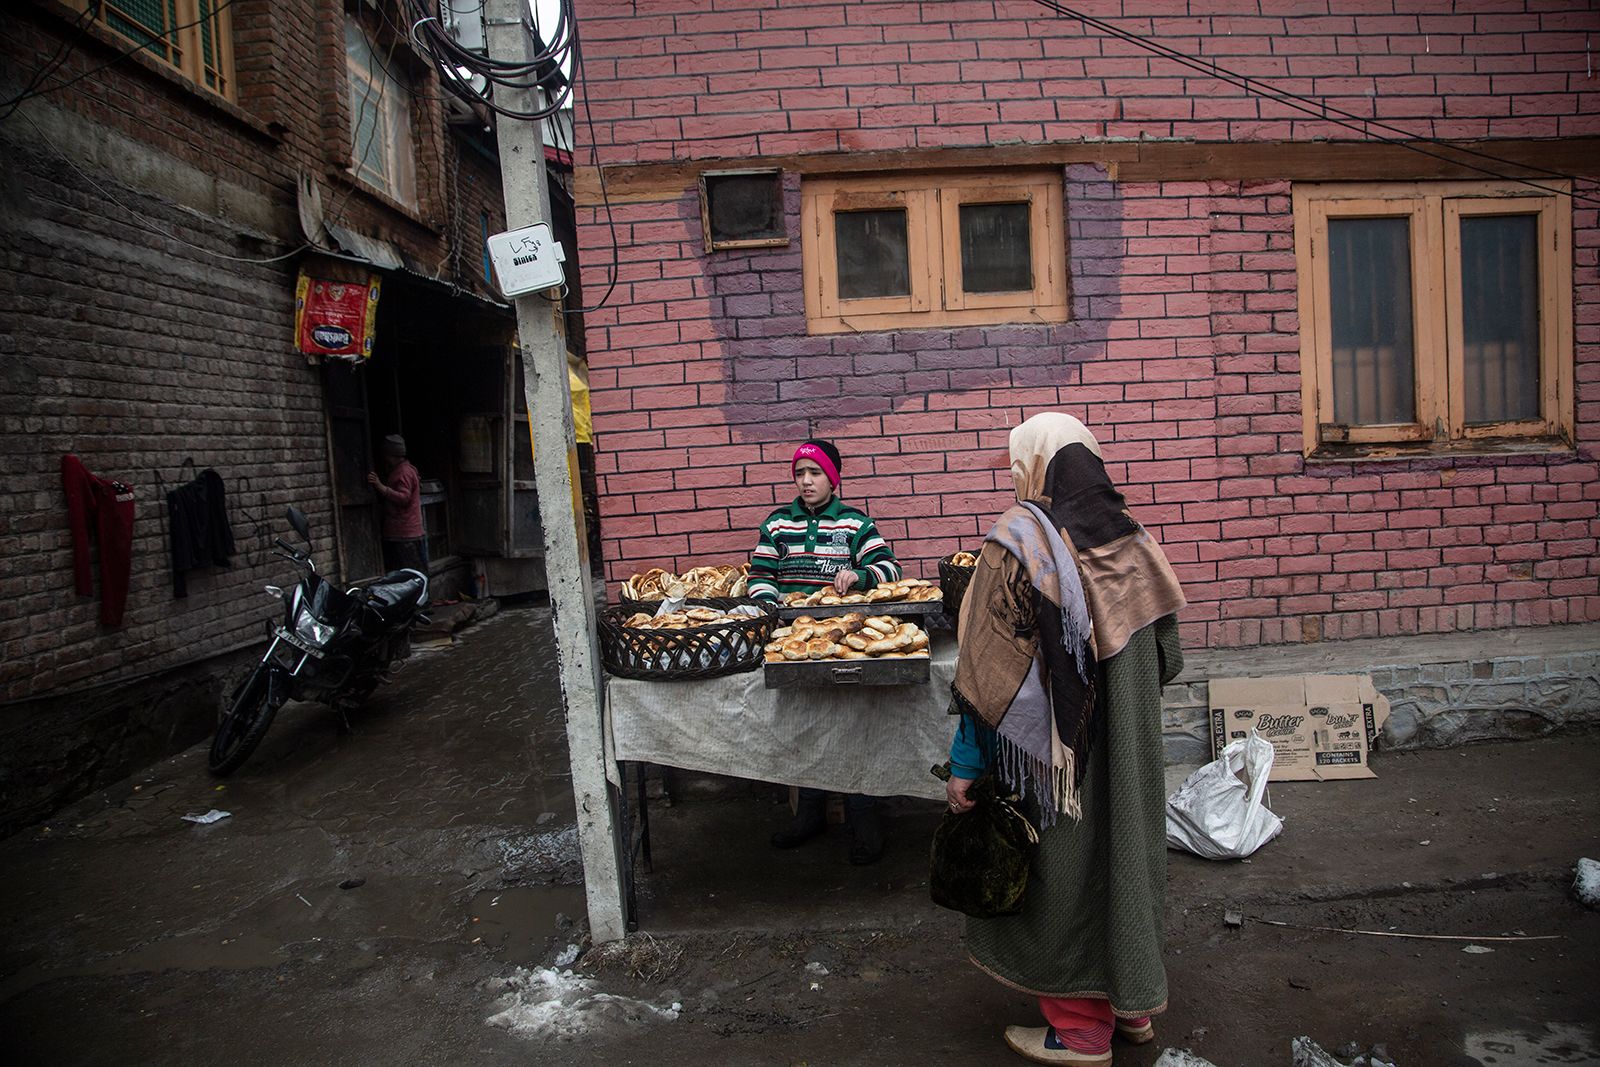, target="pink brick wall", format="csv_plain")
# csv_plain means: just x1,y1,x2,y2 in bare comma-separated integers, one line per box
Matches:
576,0,1600,648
